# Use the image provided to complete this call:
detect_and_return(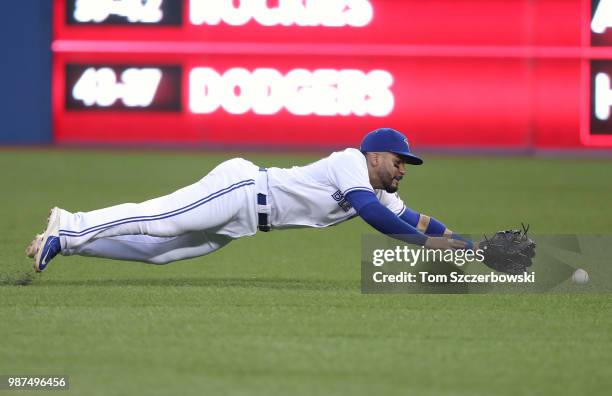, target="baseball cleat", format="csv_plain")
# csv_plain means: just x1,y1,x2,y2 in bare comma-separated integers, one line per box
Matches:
33,207,62,272
25,233,43,258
